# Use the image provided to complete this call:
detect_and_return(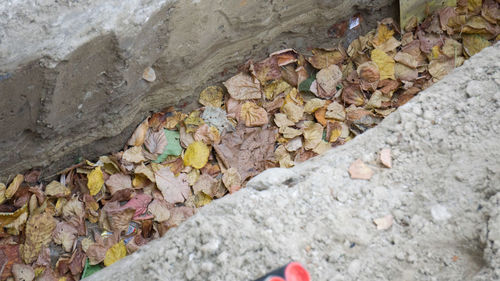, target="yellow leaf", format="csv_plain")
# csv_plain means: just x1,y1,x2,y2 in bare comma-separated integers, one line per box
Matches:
263,80,291,100
104,240,127,267
0,183,5,204
467,0,482,13
373,24,394,46
431,45,441,60
6,174,23,199
462,34,491,57
87,166,104,196
304,98,326,114
240,102,269,127
183,141,210,169
184,111,205,133
371,49,395,80
199,86,224,107
194,192,212,208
